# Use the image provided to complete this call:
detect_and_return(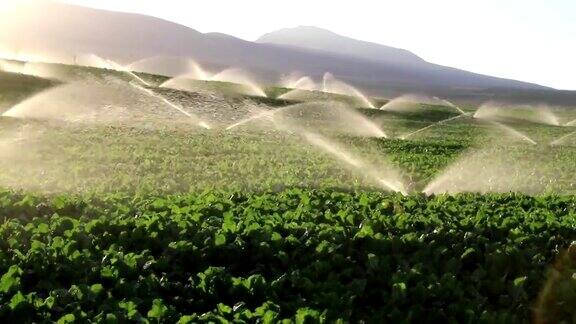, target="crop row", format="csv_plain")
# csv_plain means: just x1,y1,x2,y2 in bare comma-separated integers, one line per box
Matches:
1,189,575,322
